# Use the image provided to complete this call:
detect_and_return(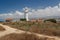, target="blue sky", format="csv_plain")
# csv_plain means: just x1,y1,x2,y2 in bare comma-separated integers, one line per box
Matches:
0,0,60,20
0,0,60,13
